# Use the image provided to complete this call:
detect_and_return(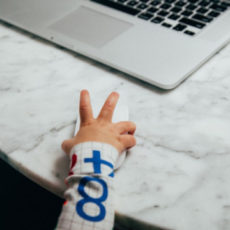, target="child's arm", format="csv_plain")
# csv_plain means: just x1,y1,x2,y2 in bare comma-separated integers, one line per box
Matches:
56,90,136,230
